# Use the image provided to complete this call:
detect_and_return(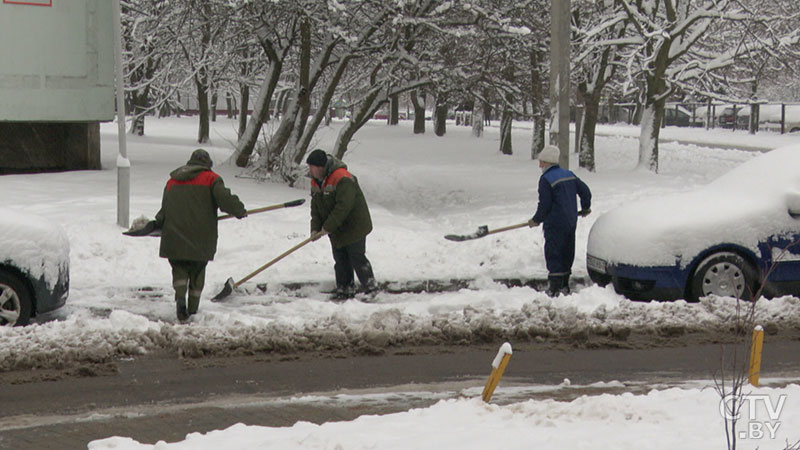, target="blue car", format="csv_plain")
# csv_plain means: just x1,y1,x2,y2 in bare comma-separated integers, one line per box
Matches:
586,144,800,302
0,208,70,326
